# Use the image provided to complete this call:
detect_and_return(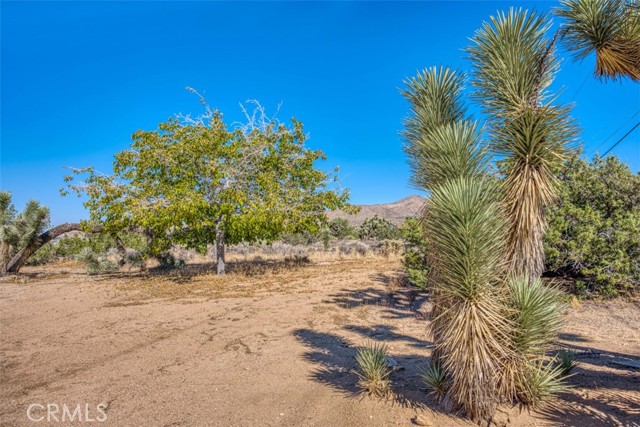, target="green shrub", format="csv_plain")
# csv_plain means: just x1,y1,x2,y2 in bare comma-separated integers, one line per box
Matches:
400,217,429,289
155,252,185,269
358,215,400,240
56,235,91,257
328,218,356,239
544,155,640,297
378,239,404,257
76,248,118,275
25,242,56,266
282,230,316,246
